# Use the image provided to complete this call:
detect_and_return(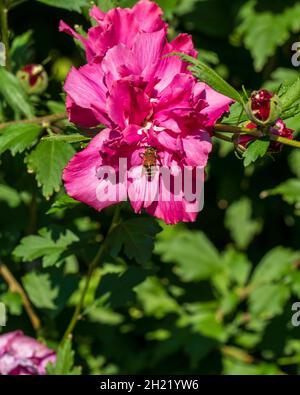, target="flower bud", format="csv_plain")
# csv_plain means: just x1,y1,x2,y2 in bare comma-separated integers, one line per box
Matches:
51,57,73,82
17,64,48,95
245,89,281,126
